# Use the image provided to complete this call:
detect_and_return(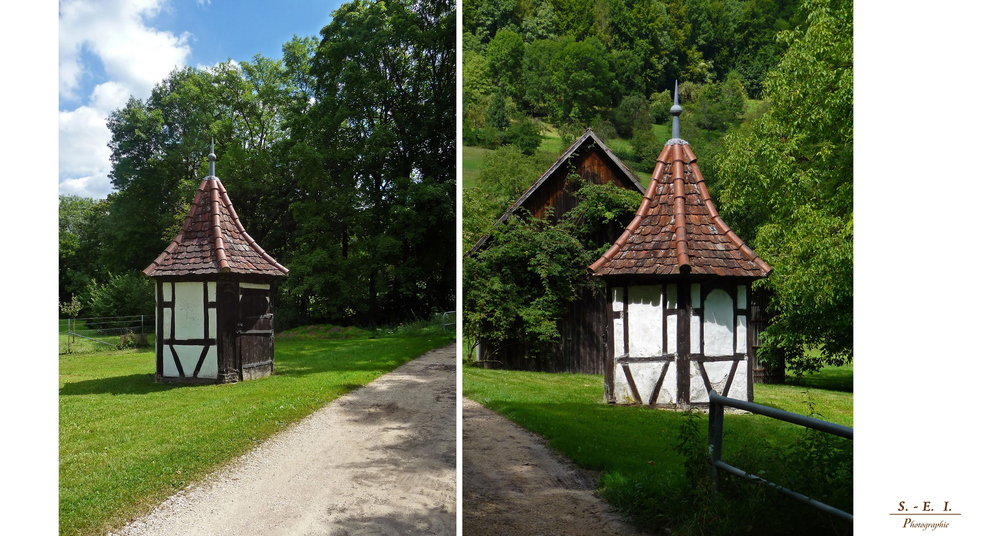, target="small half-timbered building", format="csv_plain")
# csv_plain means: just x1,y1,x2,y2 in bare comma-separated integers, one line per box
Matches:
469,129,645,373
143,148,288,384
589,89,771,406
